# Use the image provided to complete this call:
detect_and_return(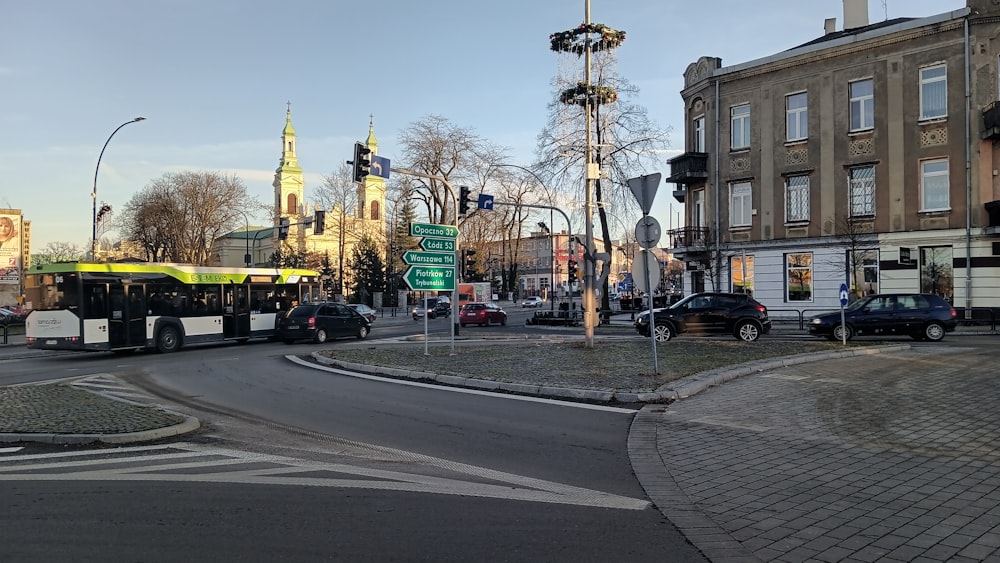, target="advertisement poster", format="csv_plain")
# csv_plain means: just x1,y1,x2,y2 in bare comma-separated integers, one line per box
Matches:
0,212,22,285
